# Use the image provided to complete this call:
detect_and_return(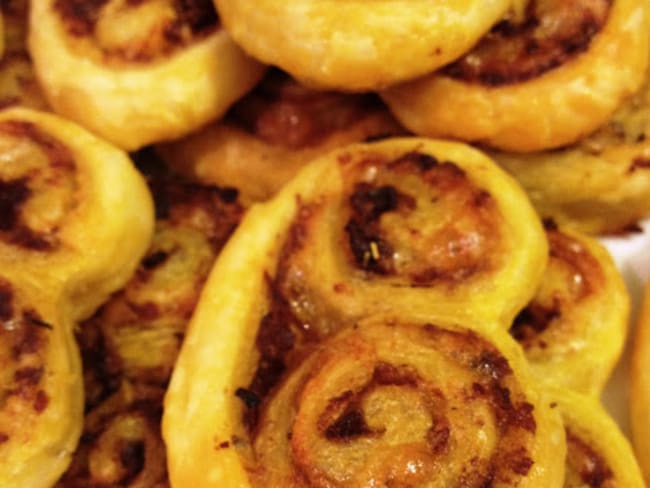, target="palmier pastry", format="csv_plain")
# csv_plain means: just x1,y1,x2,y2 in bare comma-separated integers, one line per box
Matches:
59,155,243,487
631,278,650,486
382,0,650,152
0,0,50,110
157,69,406,204
212,0,525,91
28,0,266,151
162,138,564,486
0,108,154,487
510,223,629,396
492,64,650,235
